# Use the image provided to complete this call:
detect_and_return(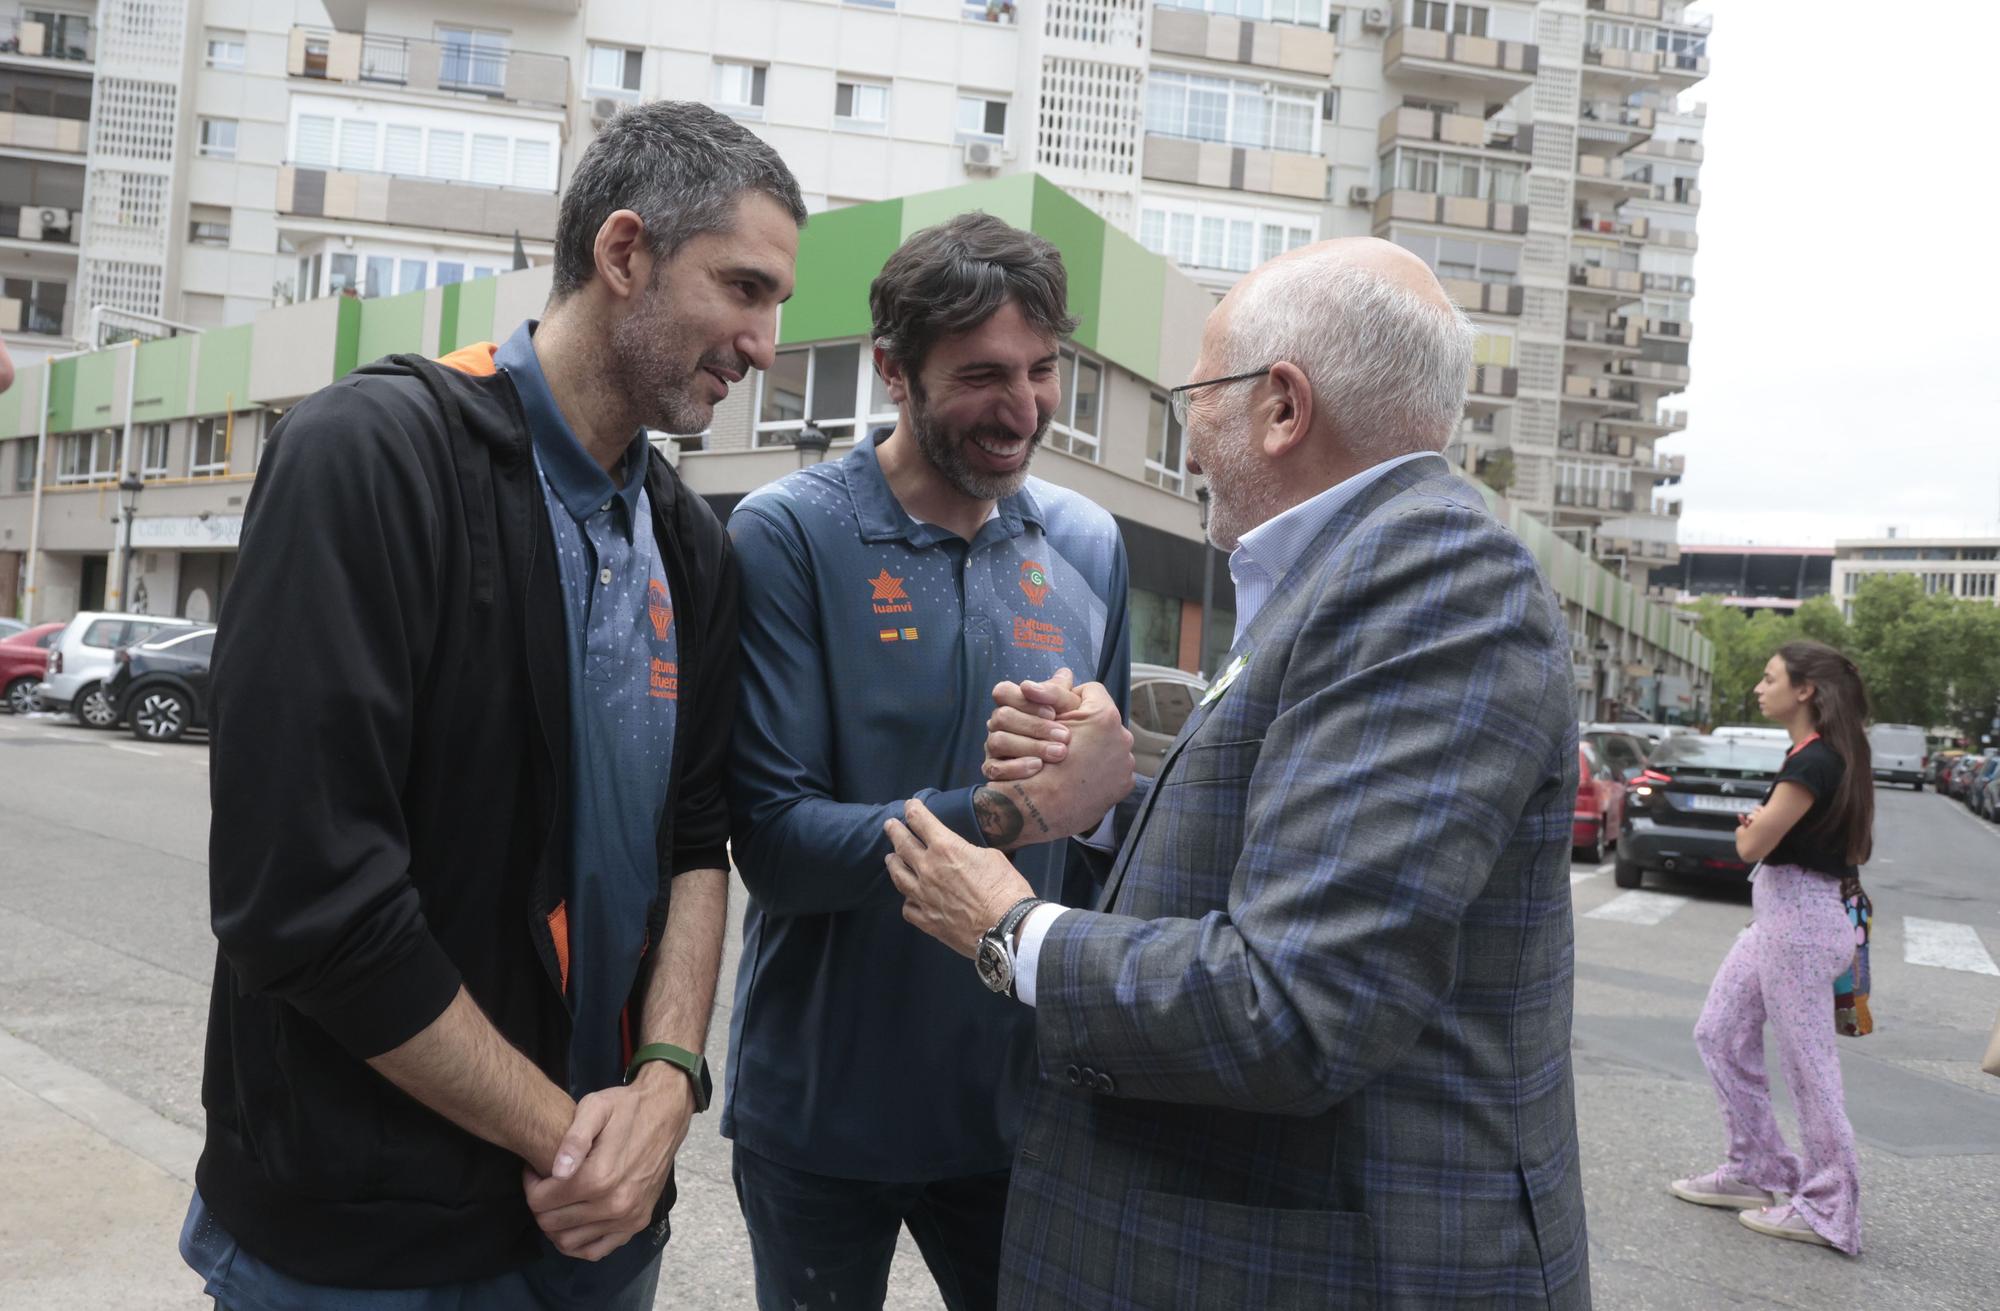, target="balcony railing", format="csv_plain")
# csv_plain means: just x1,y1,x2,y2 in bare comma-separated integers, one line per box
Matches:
1575,154,1649,190
1587,0,1661,17
1142,133,1327,200
1377,105,1532,156
1633,137,1703,163
1566,316,1641,349
1612,358,1691,386
1576,211,1649,241
288,26,569,111
278,163,558,241
1582,43,1661,77
1384,25,1539,81
1468,364,1518,399
1569,265,1645,295
1440,278,1523,316
1152,5,1335,76
1374,189,1528,235
1643,316,1691,340
1,12,93,64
